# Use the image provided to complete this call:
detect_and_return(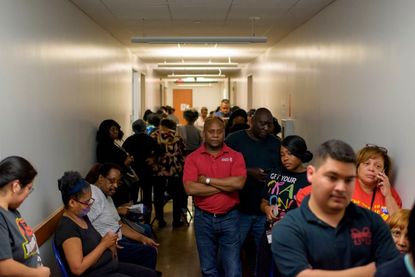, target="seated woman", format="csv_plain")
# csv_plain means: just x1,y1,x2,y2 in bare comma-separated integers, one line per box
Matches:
54,171,156,277
375,205,415,277
0,156,50,277
387,209,410,254
258,135,313,277
352,144,402,220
